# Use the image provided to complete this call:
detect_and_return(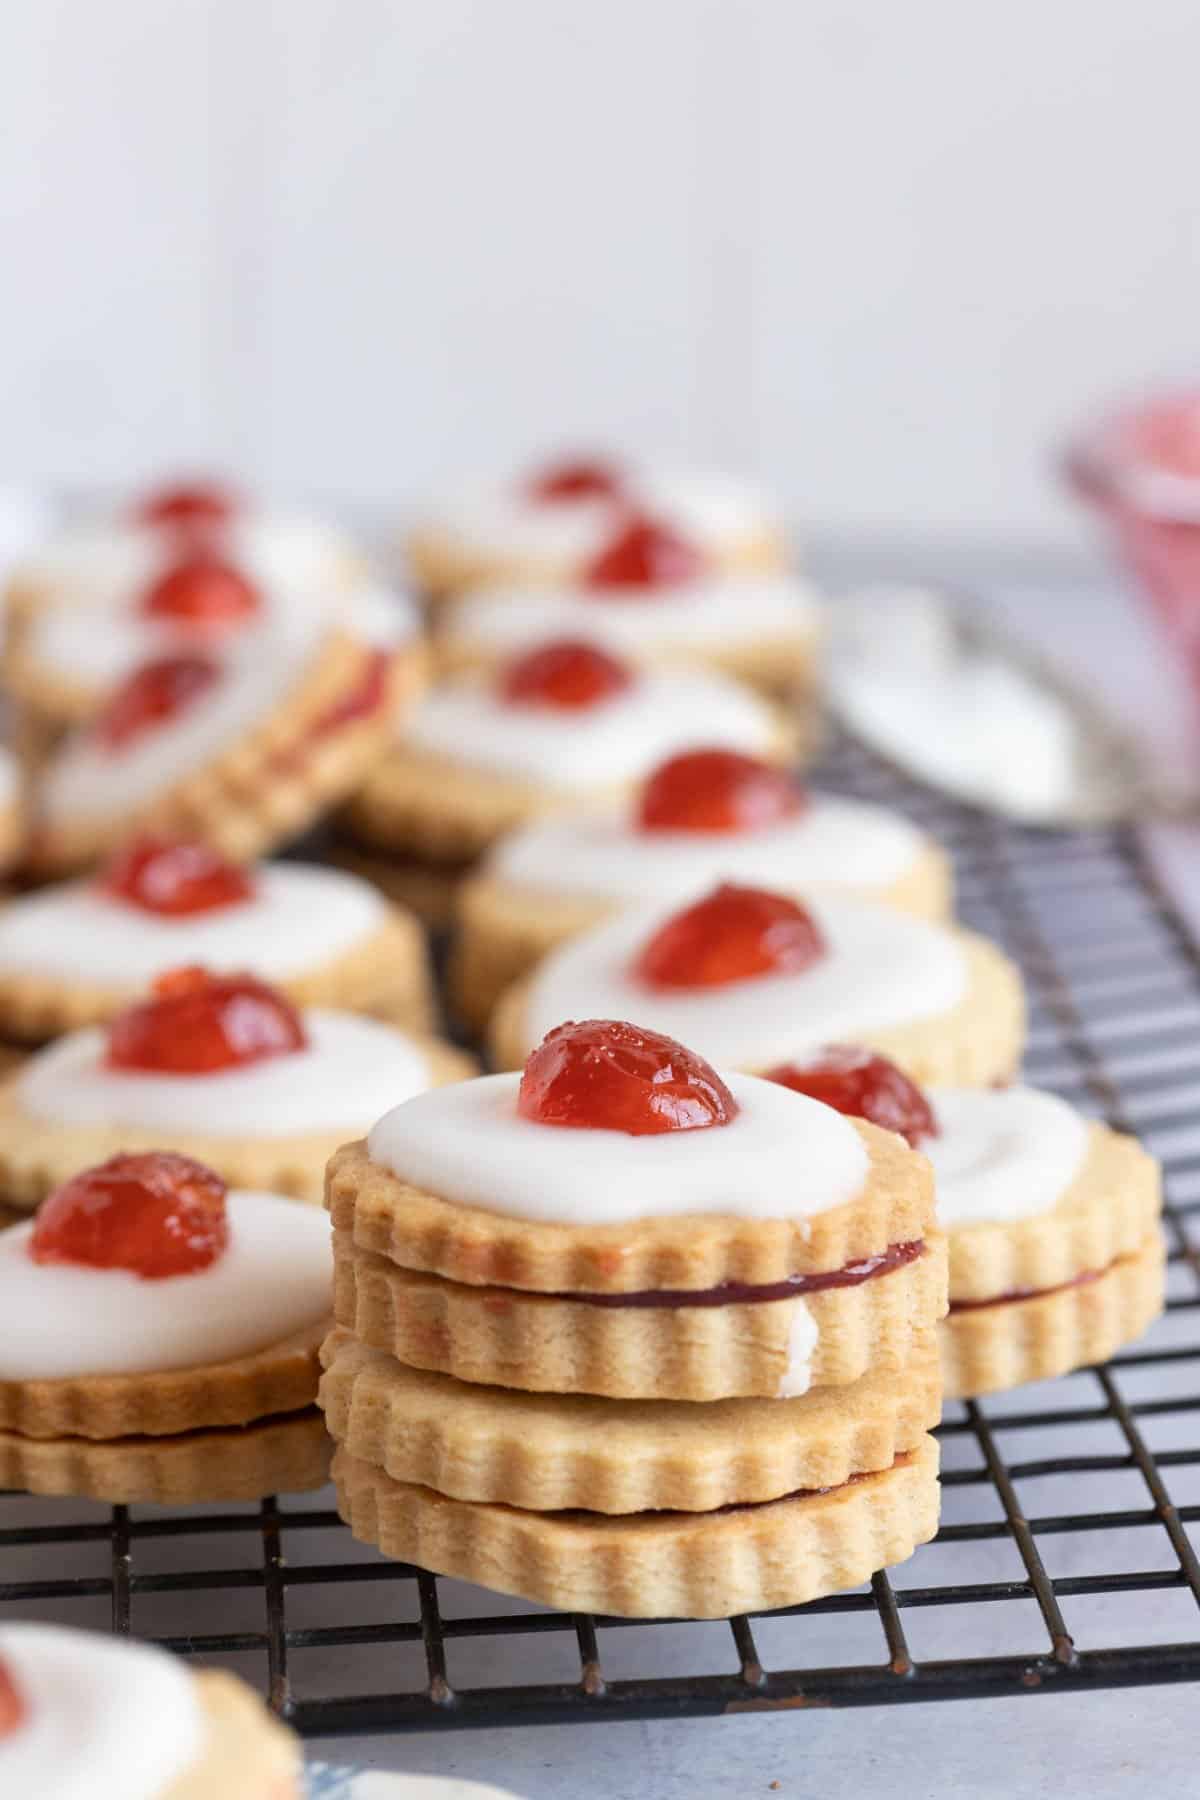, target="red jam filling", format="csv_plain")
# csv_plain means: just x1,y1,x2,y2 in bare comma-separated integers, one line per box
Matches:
634,883,826,990
558,1239,924,1308
501,639,633,710
308,648,391,739
583,513,706,590
517,1018,739,1136
94,654,220,752
525,457,624,503
0,1656,24,1739
105,967,308,1075
638,748,805,834
30,1151,229,1279
140,553,260,630
135,481,237,530
949,1266,1105,1312
766,1046,938,1150
99,837,255,917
